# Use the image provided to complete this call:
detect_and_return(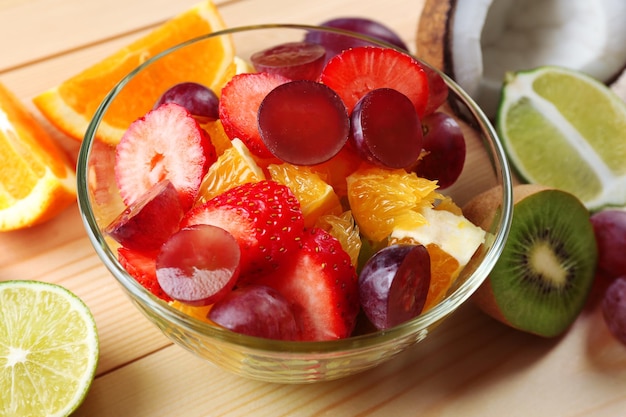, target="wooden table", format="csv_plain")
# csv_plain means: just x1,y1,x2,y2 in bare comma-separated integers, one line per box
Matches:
1,0,625,415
